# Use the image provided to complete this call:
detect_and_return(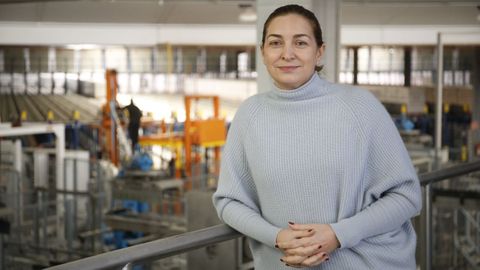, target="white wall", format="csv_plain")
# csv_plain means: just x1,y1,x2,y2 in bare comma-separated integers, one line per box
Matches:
0,22,256,46
1,22,478,47
342,25,480,45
